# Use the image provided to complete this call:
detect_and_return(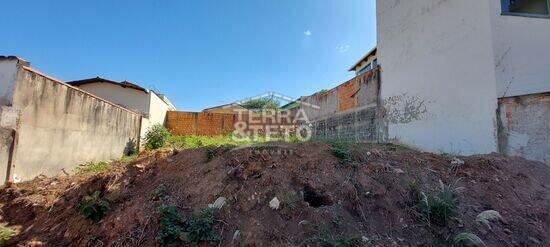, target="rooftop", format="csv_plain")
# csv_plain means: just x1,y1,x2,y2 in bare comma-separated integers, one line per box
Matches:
67,77,148,93
348,46,377,71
